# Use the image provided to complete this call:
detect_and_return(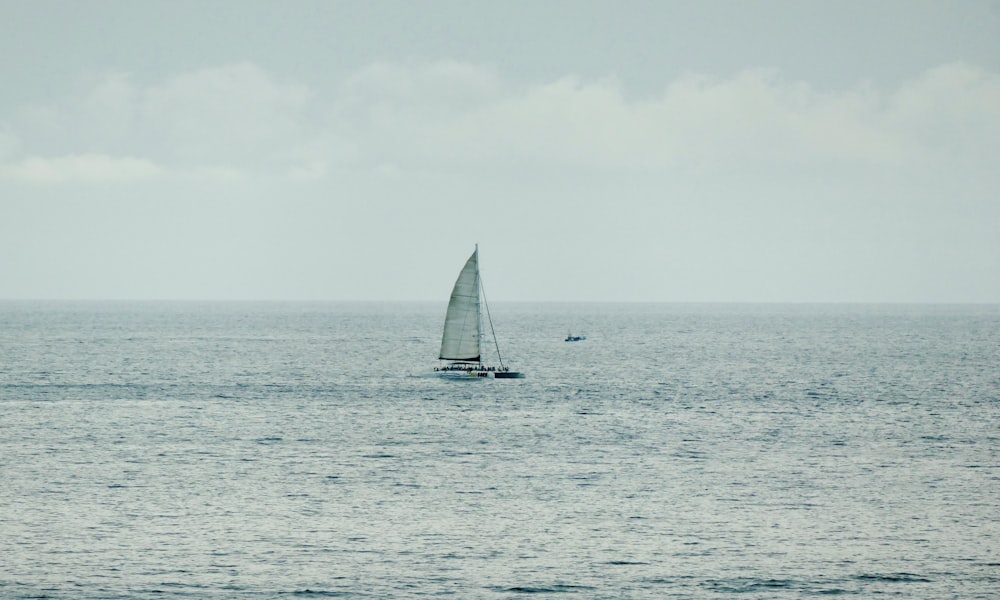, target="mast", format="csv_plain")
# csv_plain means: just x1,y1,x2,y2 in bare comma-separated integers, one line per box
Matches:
475,244,483,368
